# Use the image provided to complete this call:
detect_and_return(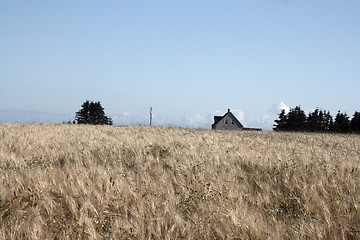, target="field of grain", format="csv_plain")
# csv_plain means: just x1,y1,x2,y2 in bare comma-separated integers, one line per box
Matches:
0,123,360,239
